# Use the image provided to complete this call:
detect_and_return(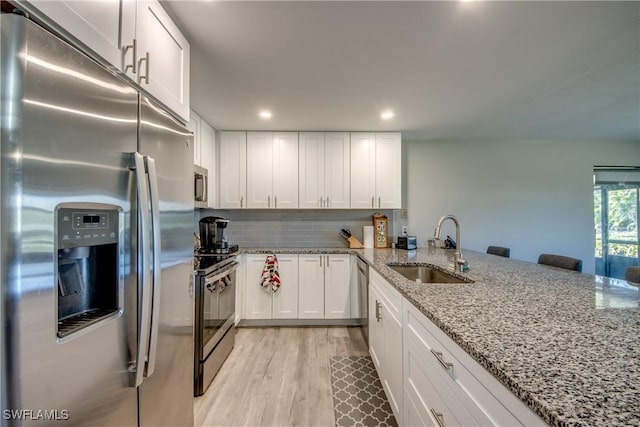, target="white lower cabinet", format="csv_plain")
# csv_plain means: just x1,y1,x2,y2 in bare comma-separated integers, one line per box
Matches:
324,255,352,319
367,269,543,427
298,255,325,319
403,299,544,427
369,269,403,424
298,254,351,319
244,254,298,319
